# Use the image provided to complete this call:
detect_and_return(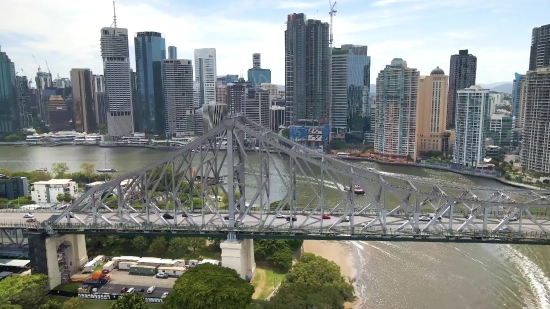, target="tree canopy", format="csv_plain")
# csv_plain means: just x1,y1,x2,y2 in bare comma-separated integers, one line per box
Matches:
0,274,49,309
60,298,83,309
38,300,61,309
254,239,302,272
163,263,254,309
265,253,355,309
110,293,149,309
